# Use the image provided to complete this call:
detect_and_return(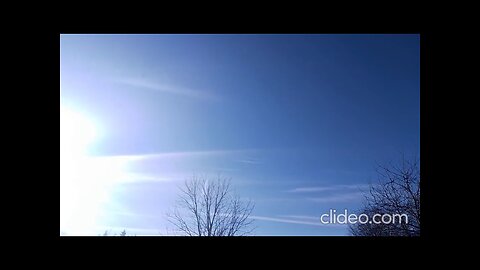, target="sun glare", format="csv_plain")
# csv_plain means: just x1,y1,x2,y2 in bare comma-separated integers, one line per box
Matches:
61,106,97,156
61,105,123,235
